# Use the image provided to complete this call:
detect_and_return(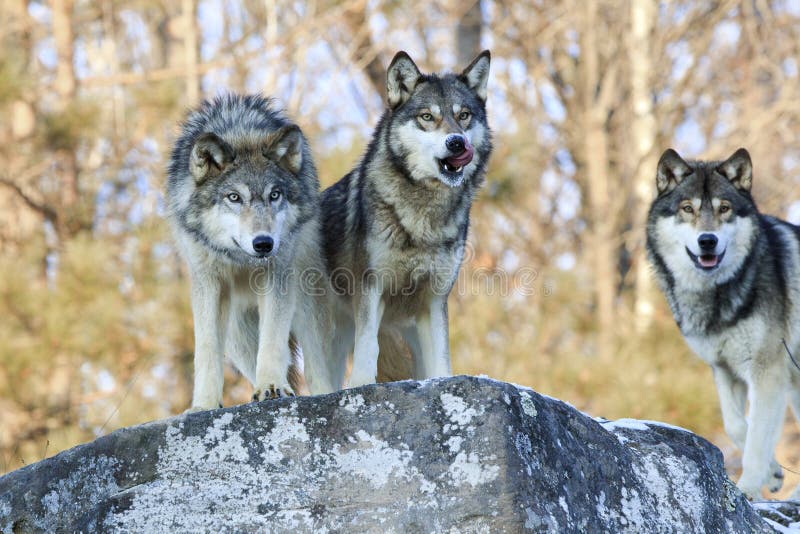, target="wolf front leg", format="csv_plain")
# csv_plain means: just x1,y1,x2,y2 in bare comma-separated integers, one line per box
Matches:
414,295,452,379
713,365,748,448
713,365,784,494
347,285,384,388
188,275,229,411
254,273,297,399
738,369,788,500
